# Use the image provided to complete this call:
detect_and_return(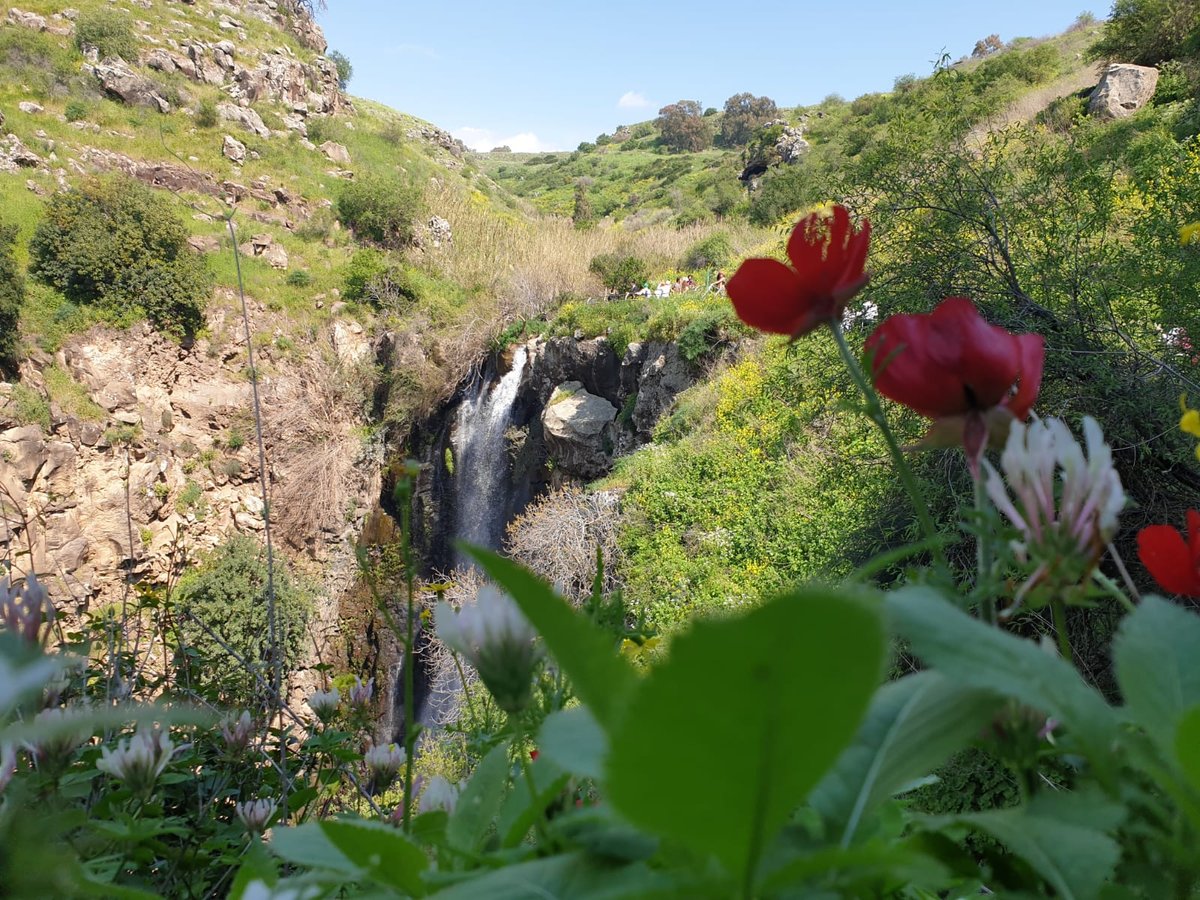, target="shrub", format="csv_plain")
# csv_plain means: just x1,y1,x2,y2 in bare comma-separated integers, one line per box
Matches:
285,269,313,287
327,49,352,89
682,231,734,270
74,9,138,61
195,99,218,129
174,535,313,705
0,223,24,373
30,176,211,338
10,384,49,430
336,174,424,248
63,100,88,123
588,252,649,293
341,248,388,301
